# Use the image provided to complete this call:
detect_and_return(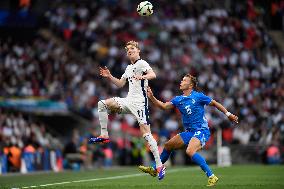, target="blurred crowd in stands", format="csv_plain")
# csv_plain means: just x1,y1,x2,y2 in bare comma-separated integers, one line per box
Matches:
45,0,284,148
0,109,61,172
0,0,283,172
